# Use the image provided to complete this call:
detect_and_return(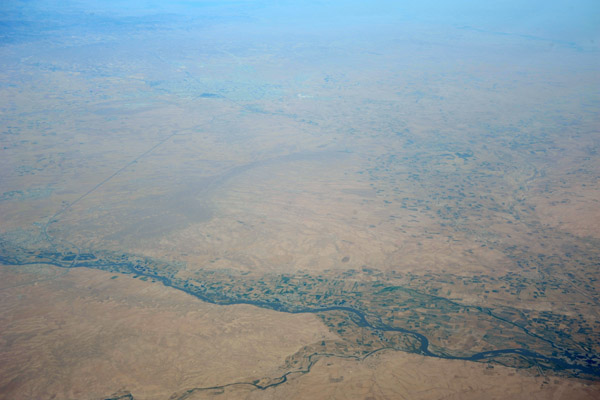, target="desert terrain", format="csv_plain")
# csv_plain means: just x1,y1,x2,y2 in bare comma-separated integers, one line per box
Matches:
1,1,599,399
